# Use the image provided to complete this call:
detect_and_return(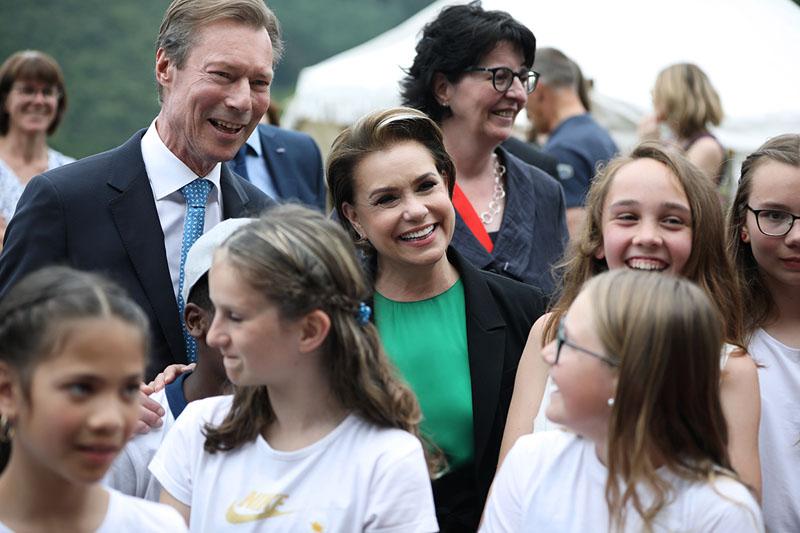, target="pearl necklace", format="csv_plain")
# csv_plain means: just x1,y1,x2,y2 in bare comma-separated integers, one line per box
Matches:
479,154,506,226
